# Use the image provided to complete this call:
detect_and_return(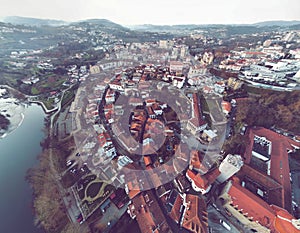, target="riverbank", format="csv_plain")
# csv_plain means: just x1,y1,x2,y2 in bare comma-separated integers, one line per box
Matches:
0,97,26,139
26,103,89,233
0,113,10,133
29,99,58,114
